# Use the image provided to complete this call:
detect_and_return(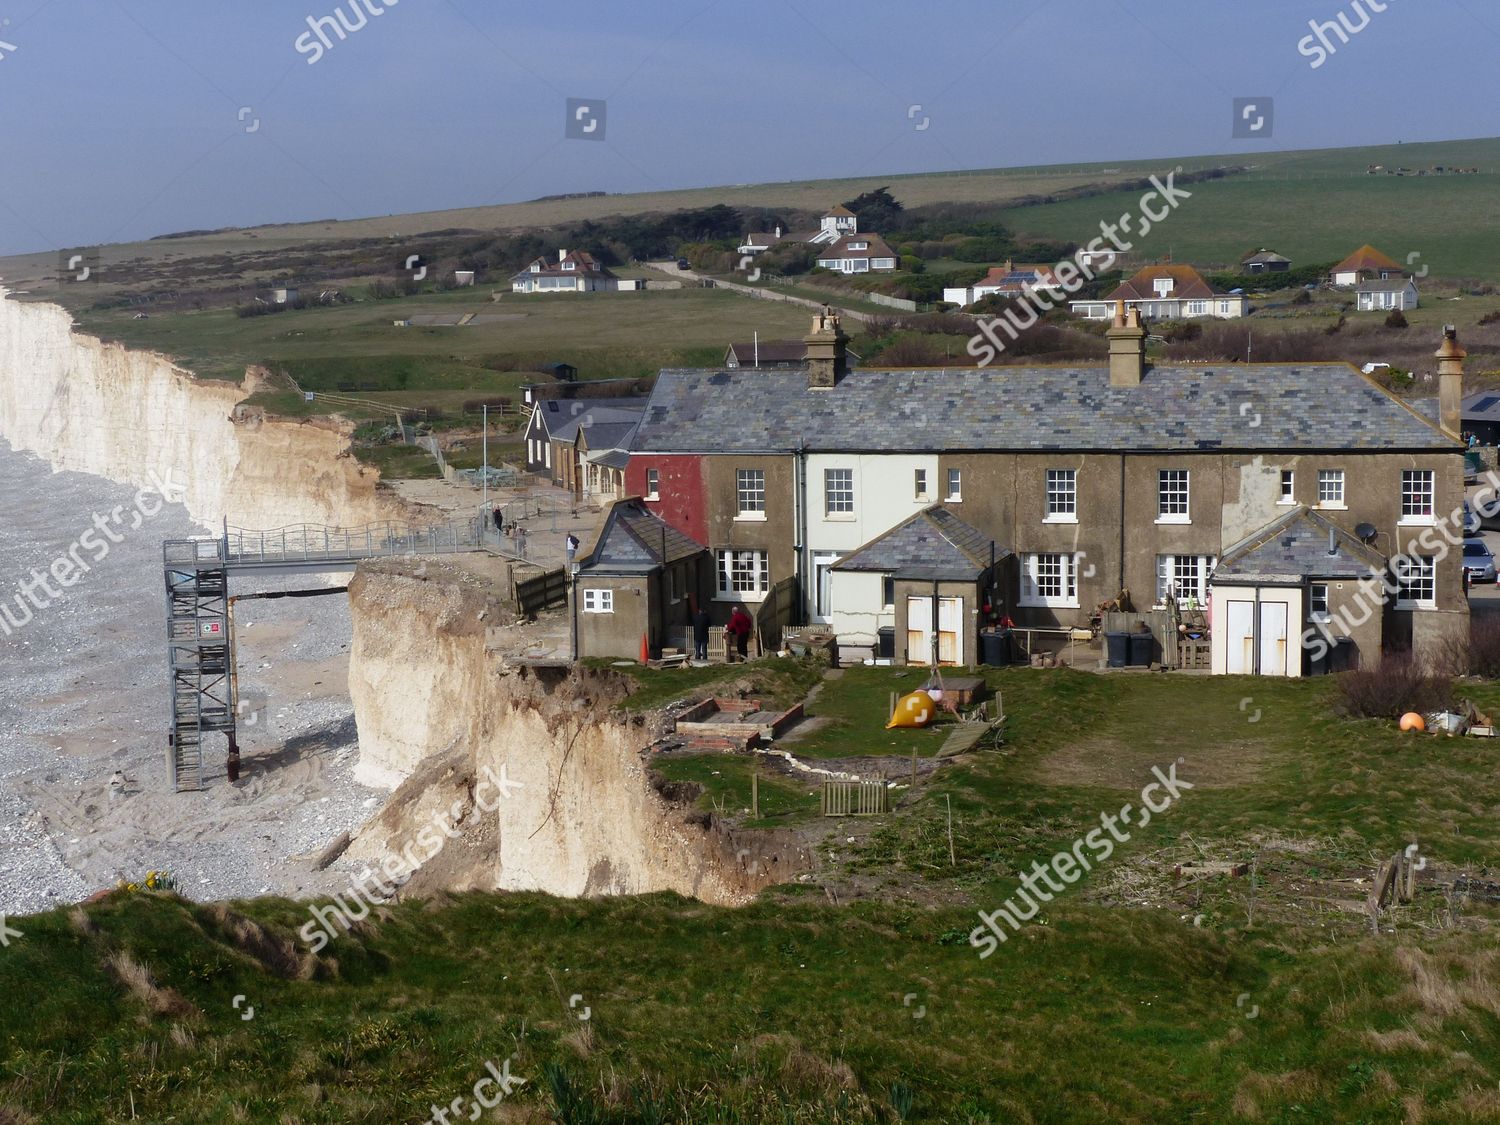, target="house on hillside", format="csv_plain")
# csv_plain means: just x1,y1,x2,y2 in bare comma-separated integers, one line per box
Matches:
623,310,1470,675
511,249,617,294
814,233,898,275
1332,245,1406,287
1241,249,1292,274
808,205,859,245
572,498,711,661
1071,264,1248,320
522,397,643,475
737,227,786,256
943,262,1068,308
1356,277,1419,312
723,341,862,369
